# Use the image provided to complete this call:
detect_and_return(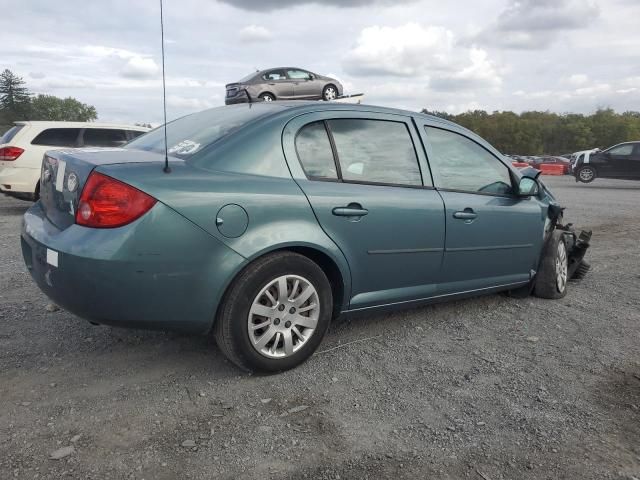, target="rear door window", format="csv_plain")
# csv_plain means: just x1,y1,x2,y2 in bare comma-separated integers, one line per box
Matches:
31,128,81,147
327,119,423,186
262,70,287,81
295,121,338,180
82,128,129,147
